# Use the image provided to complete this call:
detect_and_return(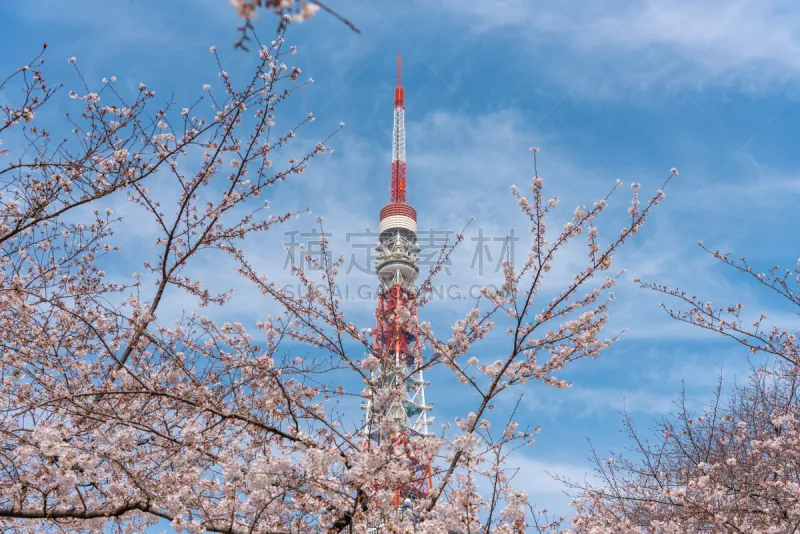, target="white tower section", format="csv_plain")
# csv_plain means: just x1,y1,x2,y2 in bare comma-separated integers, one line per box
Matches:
392,106,406,165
